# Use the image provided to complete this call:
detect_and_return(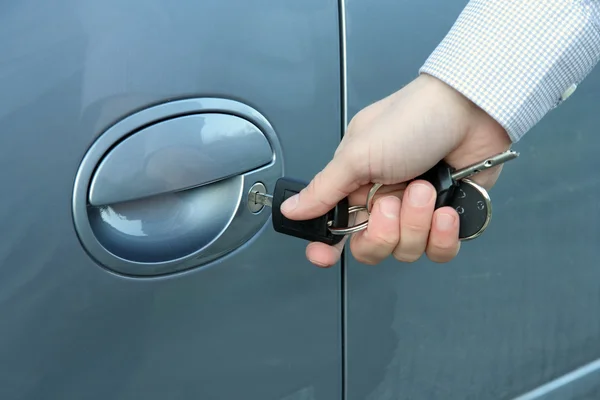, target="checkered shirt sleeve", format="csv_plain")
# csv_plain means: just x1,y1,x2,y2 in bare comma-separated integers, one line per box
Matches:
419,0,600,142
